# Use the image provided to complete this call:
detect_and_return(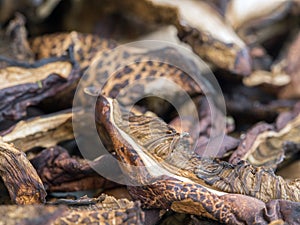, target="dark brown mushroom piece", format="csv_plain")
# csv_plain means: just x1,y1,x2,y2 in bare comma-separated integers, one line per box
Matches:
0,52,80,121
0,195,144,225
51,195,145,225
0,140,46,204
30,146,119,192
